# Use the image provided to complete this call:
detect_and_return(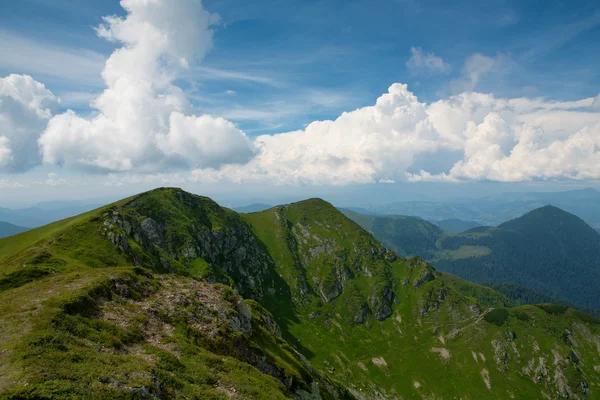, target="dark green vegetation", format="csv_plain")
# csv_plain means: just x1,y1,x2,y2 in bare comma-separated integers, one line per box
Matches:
346,205,600,314
1,188,600,399
436,206,600,311
0,221,28,239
